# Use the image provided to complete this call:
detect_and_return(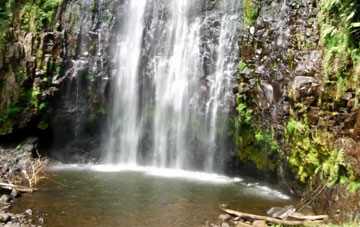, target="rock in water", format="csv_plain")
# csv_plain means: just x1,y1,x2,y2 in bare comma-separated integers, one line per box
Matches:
218,214,230,222
10,189,19,198
0,195,11,204
235,223,252,227
266,205,296,219
24,209,32,216
252,220,268,227
0,213,11,222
